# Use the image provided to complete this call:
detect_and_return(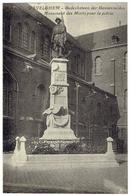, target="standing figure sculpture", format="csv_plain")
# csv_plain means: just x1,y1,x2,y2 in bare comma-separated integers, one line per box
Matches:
51,17,67,58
